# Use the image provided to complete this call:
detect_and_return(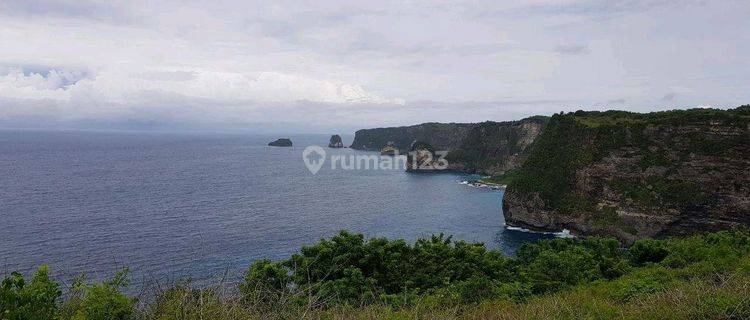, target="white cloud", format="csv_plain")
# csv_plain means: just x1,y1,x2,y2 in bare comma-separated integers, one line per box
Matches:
0,0,748,131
